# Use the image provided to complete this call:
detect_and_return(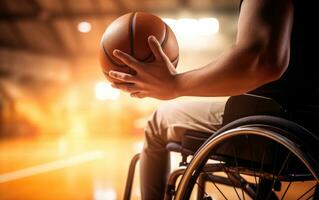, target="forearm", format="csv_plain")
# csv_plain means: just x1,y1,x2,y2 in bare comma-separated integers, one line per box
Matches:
174,45,278,97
